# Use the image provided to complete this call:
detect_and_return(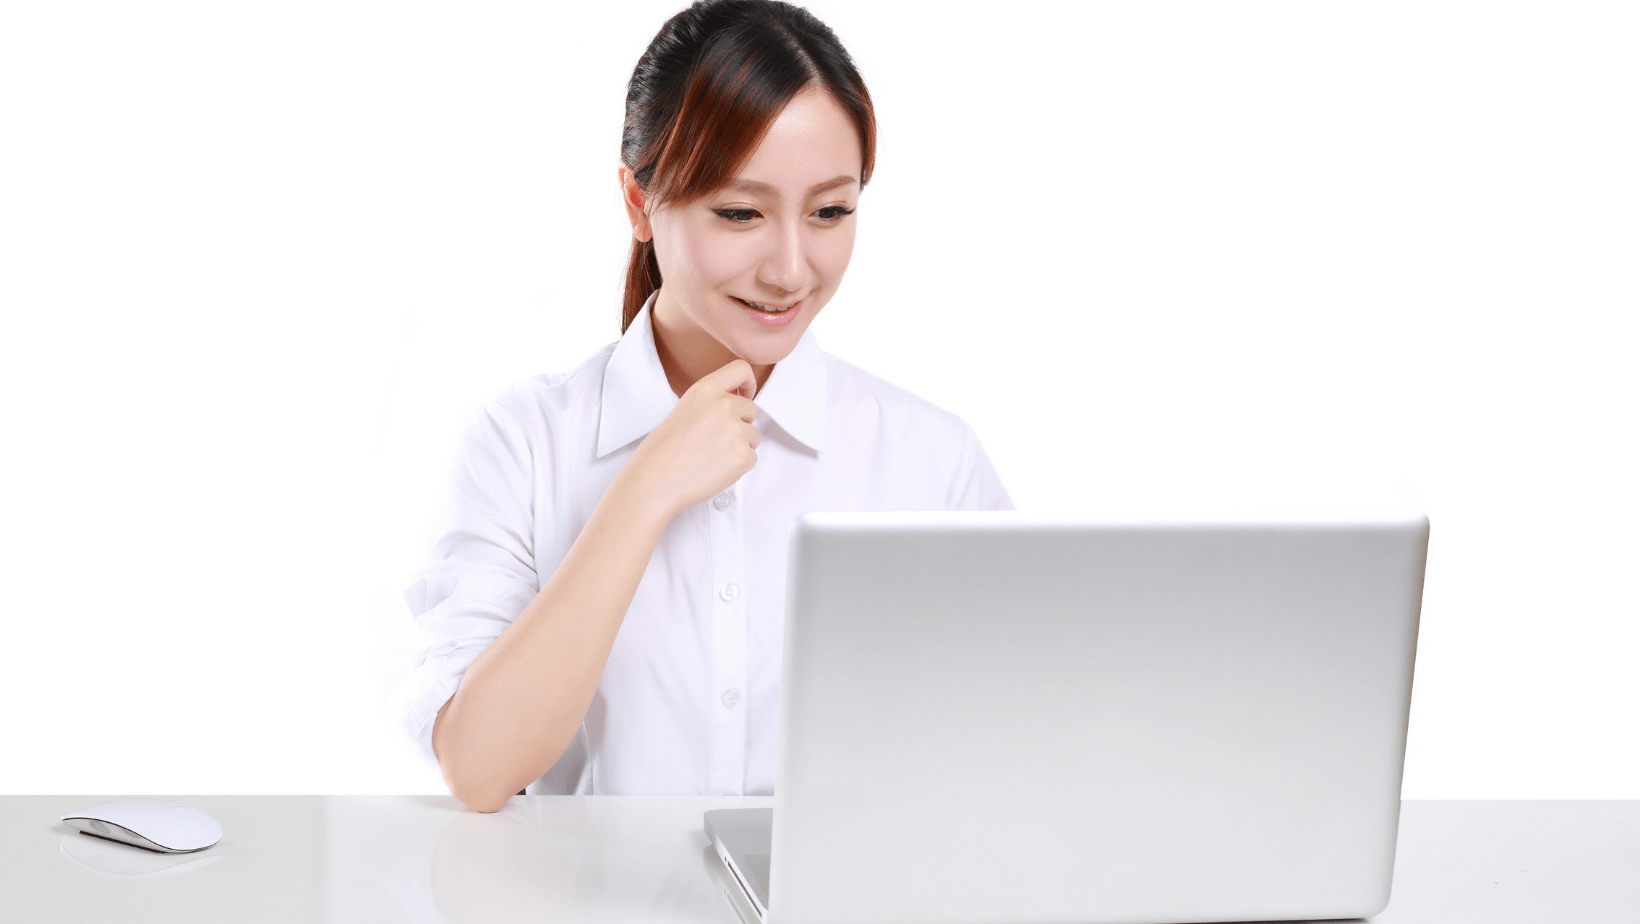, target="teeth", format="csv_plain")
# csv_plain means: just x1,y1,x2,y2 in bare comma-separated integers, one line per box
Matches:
741,298,792,313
